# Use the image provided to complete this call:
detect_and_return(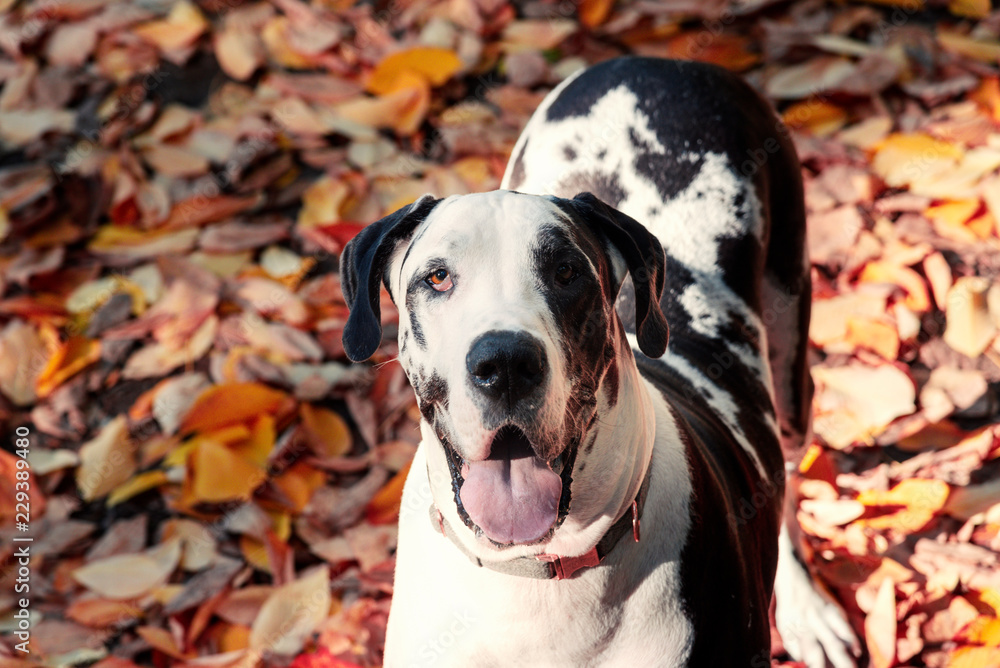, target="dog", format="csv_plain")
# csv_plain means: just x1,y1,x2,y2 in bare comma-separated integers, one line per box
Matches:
340,57,857,667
